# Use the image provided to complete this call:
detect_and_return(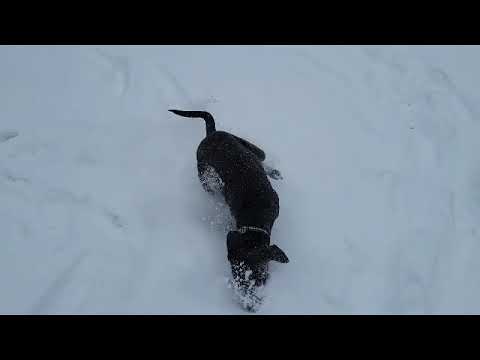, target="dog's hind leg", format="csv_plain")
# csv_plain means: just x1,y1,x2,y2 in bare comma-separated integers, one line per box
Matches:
233,136,266,162
198,162,224,194
234,135,283,180
198,162,214,194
